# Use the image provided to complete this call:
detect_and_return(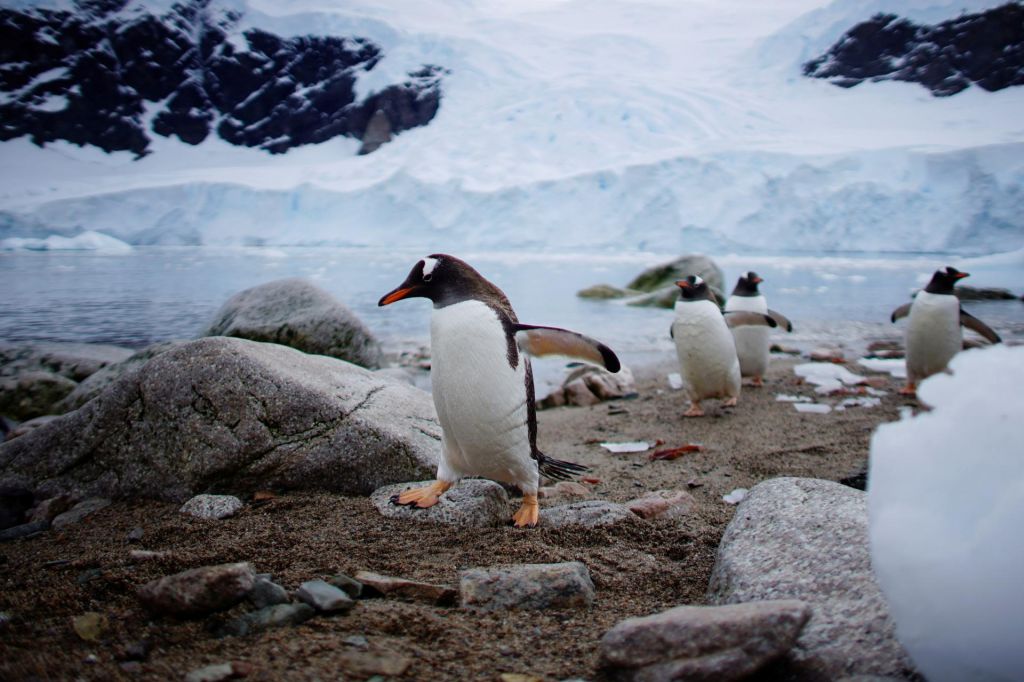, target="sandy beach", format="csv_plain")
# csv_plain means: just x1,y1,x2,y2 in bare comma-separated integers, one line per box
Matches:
0,351,911,682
